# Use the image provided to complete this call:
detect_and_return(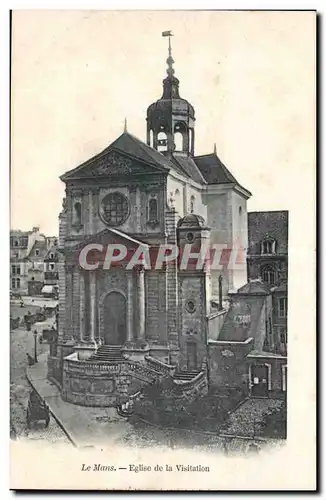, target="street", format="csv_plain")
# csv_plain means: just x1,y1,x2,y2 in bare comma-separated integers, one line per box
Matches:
10,299,70,445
